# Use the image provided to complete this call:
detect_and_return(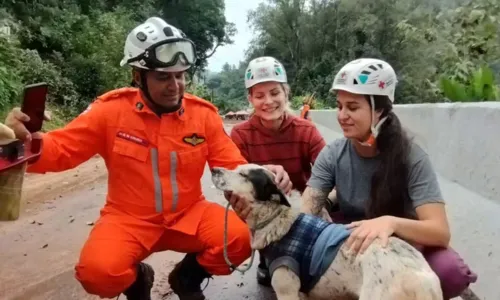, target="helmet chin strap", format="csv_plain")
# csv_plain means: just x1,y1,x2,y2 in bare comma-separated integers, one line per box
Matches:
358,95,388,147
